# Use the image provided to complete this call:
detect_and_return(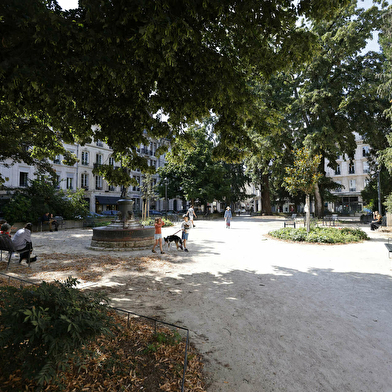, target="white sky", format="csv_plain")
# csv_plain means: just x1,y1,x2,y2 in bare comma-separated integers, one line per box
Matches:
57,0,385,52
